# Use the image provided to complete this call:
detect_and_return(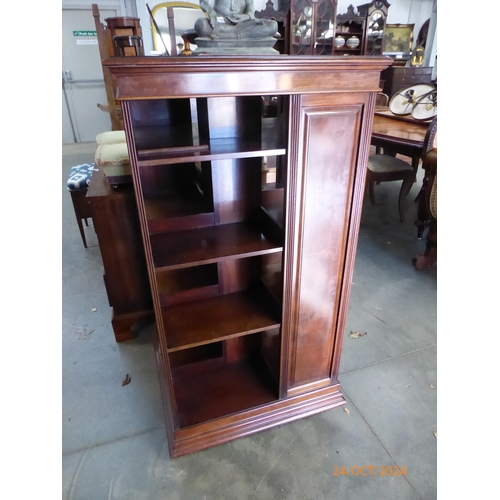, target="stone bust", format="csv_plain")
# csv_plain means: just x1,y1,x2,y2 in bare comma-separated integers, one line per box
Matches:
194,0,278,39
